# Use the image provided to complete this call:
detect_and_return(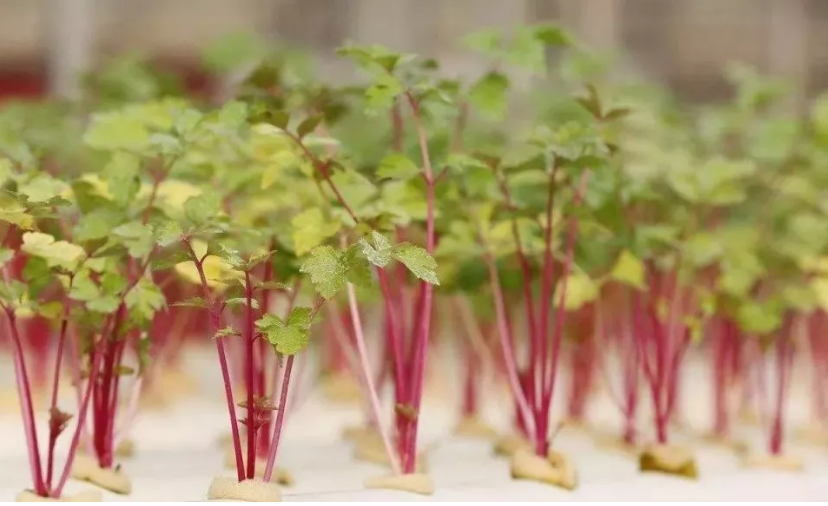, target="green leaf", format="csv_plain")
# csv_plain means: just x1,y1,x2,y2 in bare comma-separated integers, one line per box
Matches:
256,308,312,355
609,250,645,289
155,220,184,247
124,277,166,319
286,306,313,327
69,271,101,301
365,73,403,111
291,208,341,256
18,176,67,203
87,296,121,314
297,115,323,139
468,71,509,120
74,209,123,242
84,111,150,152
377,153,420,180
102,153,141,205
112,222,154,258
392,243,439,285
343,244,373,287
225,297,261,309
264,324,308,355
21,232,84,270
299,245,346,299
329,169,377,210
183,193,222,225
530,24,573,47
359,230,393,267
